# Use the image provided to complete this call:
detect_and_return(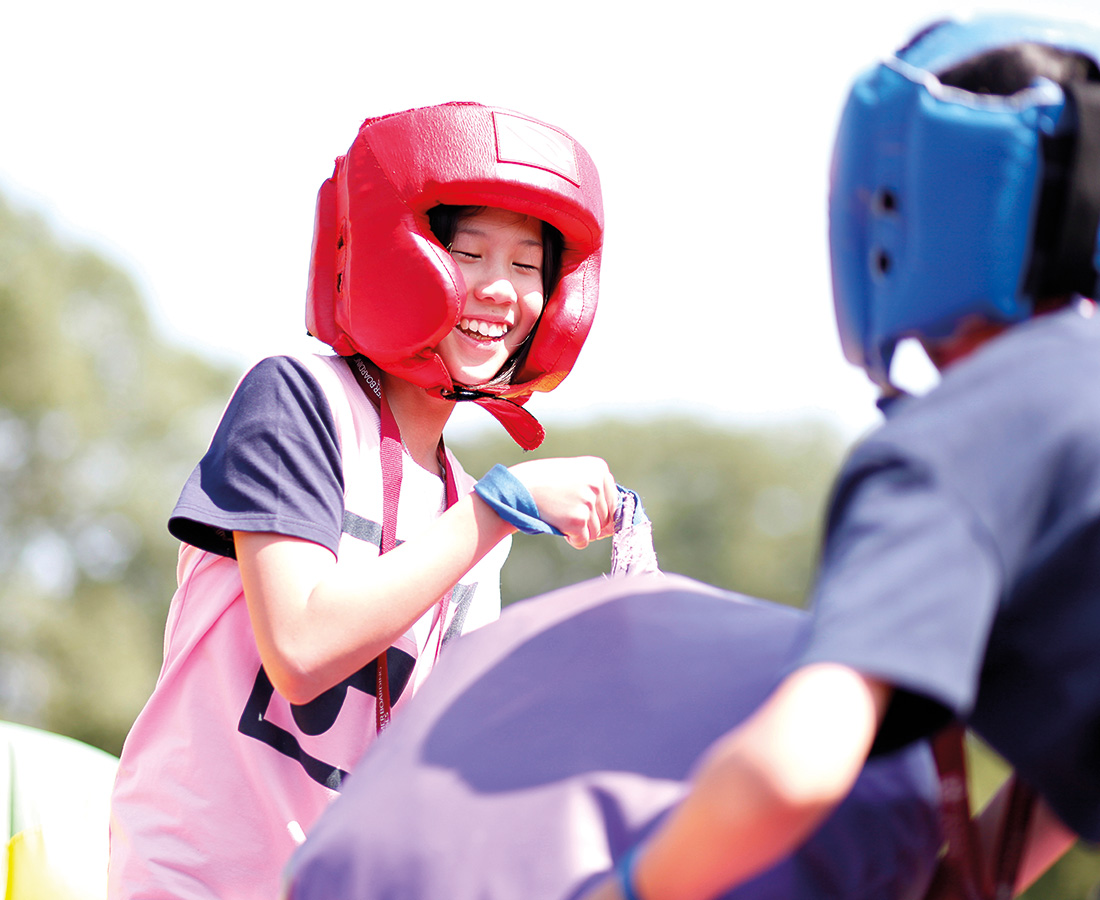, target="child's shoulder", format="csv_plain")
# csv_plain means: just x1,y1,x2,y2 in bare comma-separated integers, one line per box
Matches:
235,353,334,391
238,353,373,411
223,353,382,456
244,351,346,383
982,302,1100,376
910,306,1100,421
858,306,1100,480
